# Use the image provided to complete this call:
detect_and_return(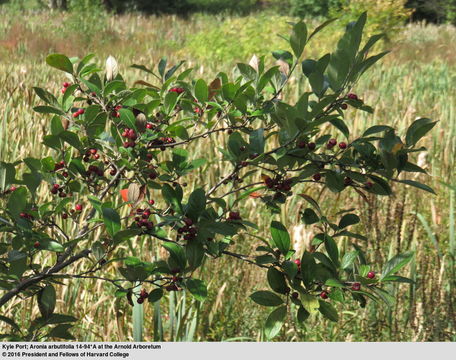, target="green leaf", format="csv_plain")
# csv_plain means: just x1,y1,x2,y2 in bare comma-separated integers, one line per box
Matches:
40,239,64,252
325,171,344,193
38,284,56,319
162,242,186,270
48,324,75,340
397,179,436,195
102,208,121,237
302,208,319,225
282,261,298,279
381,252,414,280
250,291,284,307
264,305,287,339
194,79,208,103
300,251,316,288
33,87,59,106
325,278,345,288
7,187,27,218
186,279,207,301
59,131,83,151
33,105,65,115
164,91,179,116
363,125,393,137
270,221,290,255
318,300,338,322
162,184,183,212
185,188,206,221
290,21,307,58
300,293,319,315
36,314,78,325
249,128,265,154
340,250,358,270
0,161,16,191
405,118,437,147
339,214,360,228
324,235,339,267
118,108,137,131
237,63,257,81
267,267,288,294
46,54,73,74
148,288,164,303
